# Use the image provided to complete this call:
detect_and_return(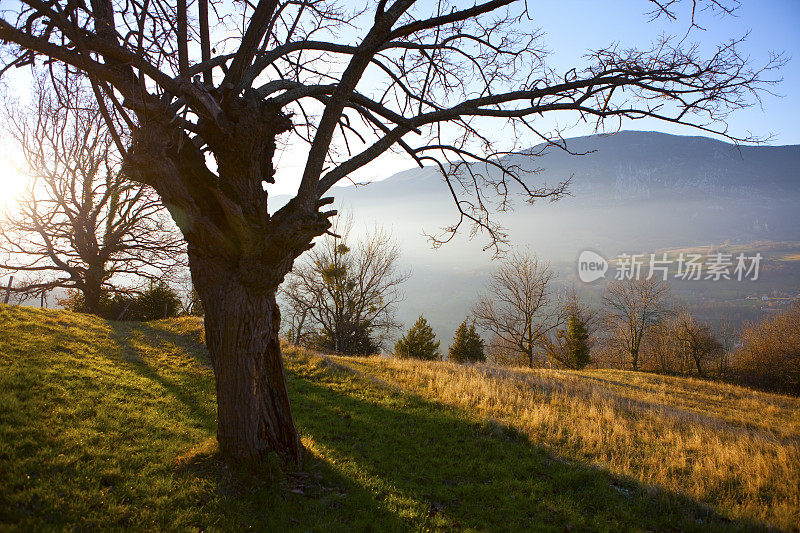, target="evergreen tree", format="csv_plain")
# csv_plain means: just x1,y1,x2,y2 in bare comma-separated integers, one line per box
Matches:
561,313,592,369
395,315,440,360
449,320,486,363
